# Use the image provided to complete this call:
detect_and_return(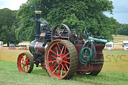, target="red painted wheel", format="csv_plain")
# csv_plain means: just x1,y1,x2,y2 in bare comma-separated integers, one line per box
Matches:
17,52,34,73
51,24,71,40
45,40,78,79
